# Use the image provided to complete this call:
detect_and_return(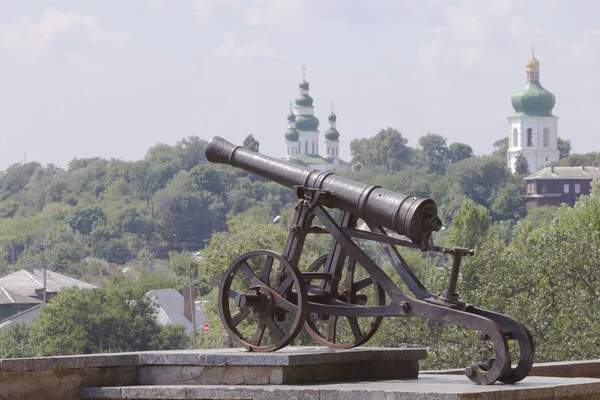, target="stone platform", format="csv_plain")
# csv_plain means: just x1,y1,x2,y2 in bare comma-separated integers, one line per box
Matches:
80,375,600,400
3,347,600,399
0,347,425,399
